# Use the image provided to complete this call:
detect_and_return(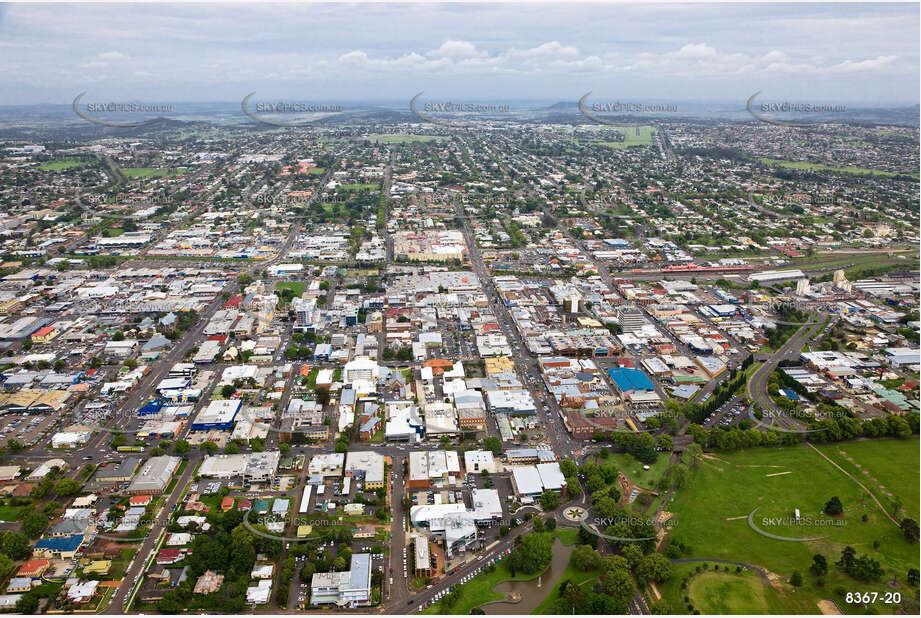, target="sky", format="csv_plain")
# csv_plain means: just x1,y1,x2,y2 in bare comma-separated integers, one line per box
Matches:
0,2,918,106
